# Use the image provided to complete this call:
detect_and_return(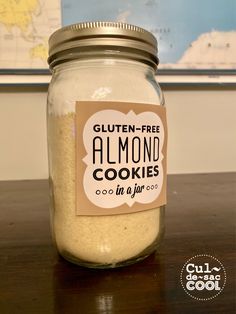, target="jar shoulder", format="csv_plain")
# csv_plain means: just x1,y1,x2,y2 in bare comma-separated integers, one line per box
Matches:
48,65,164,115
